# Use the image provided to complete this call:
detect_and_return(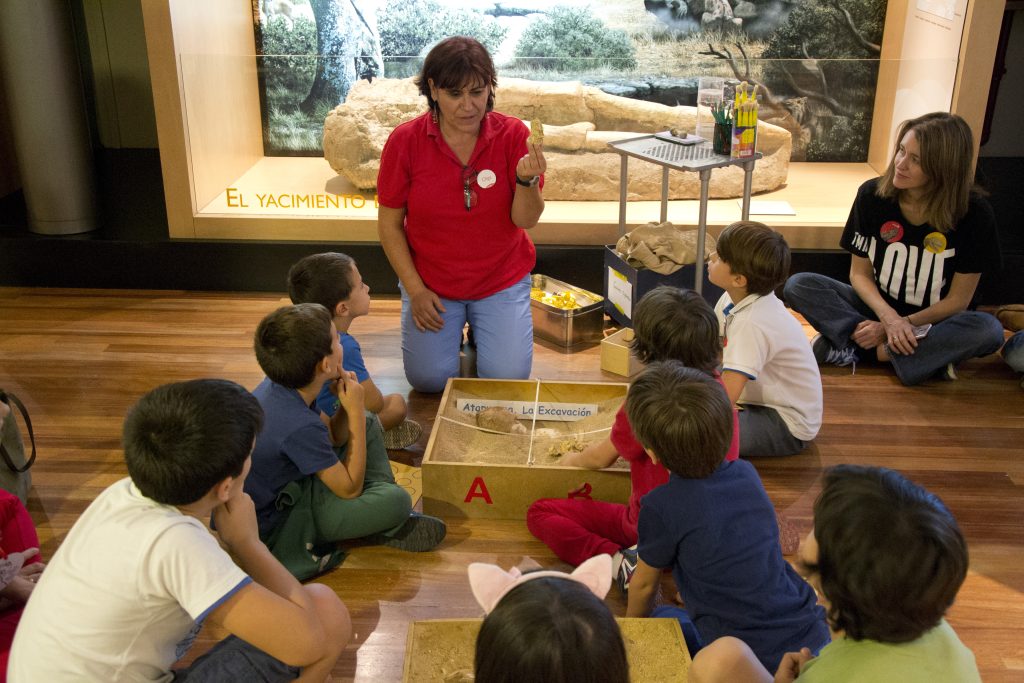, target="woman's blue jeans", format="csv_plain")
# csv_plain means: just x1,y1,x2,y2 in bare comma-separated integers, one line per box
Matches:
783,272,1004,386
1004,330,1024,373
400,275,534,393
